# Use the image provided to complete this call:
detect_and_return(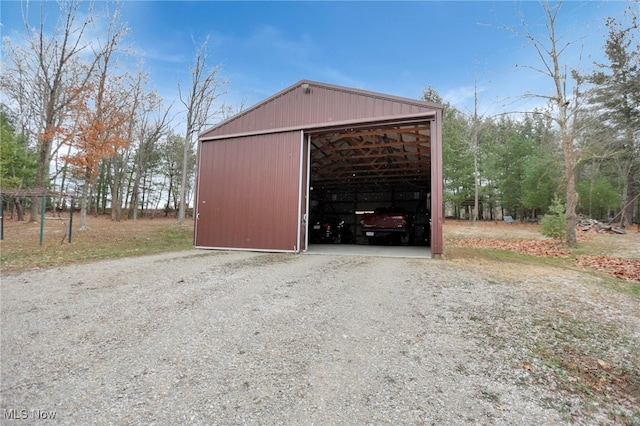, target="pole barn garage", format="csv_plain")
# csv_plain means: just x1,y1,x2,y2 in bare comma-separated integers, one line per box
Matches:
194,80,443,258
